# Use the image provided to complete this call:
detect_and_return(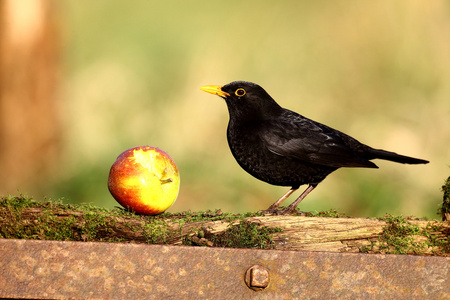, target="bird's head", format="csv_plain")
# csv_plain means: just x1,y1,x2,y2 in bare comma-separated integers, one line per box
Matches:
200,81,282,120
